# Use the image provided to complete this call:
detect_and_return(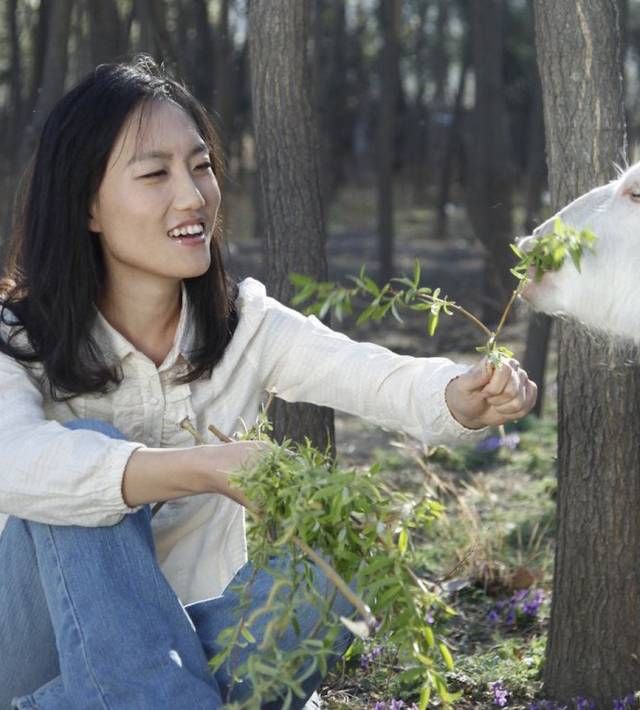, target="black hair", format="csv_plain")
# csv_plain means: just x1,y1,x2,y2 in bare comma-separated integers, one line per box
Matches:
0,56,238,401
